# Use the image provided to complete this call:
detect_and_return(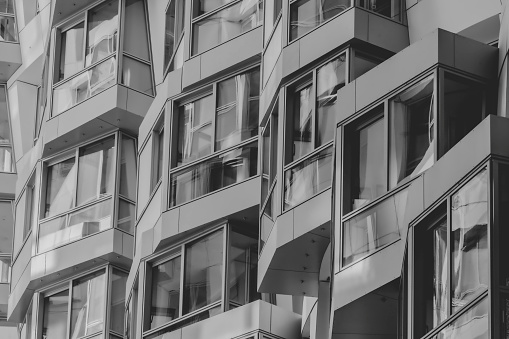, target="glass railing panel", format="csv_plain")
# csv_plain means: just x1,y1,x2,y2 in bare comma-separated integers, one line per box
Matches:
434,297,488,339
192,0,263,55
283,146,333,210
170,142,258,206
52,56,117,116
342,188,408,266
